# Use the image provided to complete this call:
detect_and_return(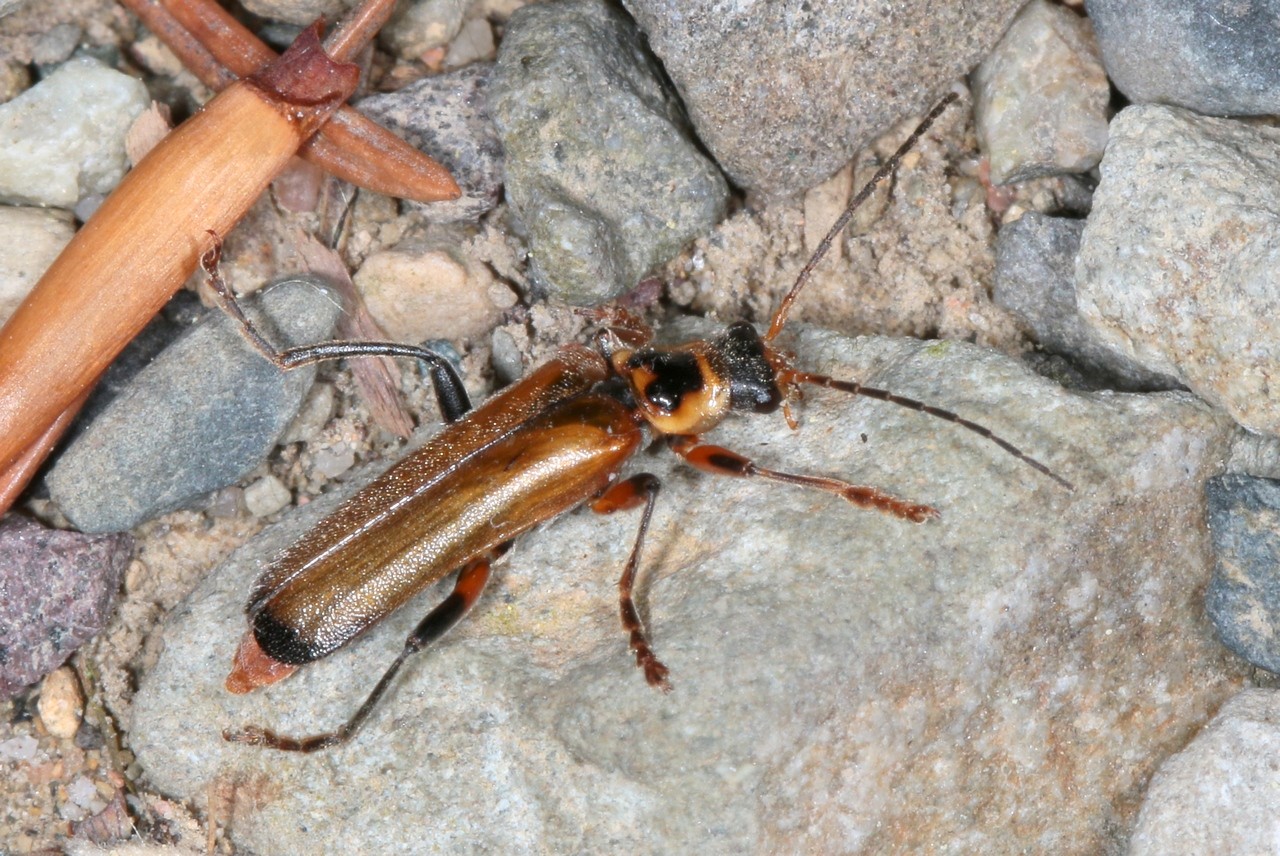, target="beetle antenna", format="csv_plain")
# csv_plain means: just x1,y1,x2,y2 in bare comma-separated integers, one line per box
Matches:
781,368,1073,490
764,91,959,343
